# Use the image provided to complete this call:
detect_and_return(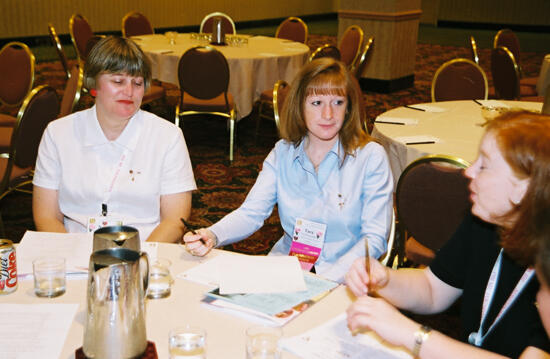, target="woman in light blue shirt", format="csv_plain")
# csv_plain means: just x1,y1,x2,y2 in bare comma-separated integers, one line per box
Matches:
184,58,393,282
